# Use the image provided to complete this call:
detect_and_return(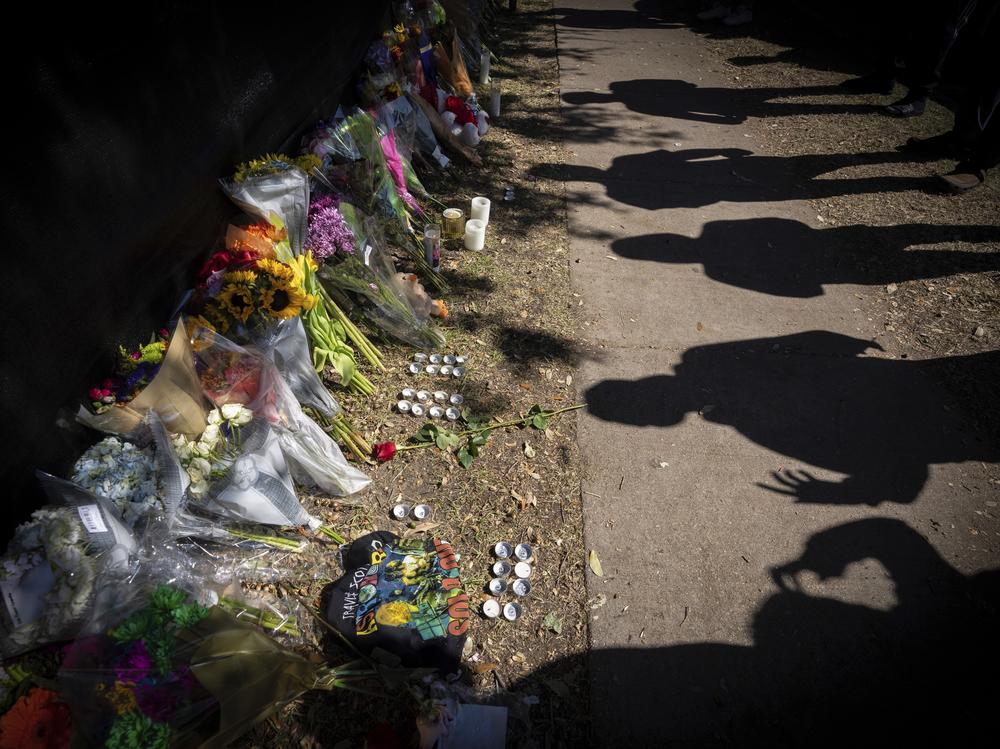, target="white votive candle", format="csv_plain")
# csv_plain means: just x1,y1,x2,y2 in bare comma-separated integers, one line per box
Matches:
470,196,491,225
464,218,486,251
